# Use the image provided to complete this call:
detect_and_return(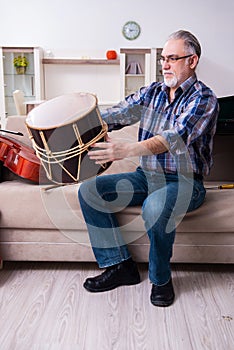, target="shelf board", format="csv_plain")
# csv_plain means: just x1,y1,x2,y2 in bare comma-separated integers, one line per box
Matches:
125,74,145,77
120,48,151,54
4,73,34,76
2,47,35,53
42,58,120,65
